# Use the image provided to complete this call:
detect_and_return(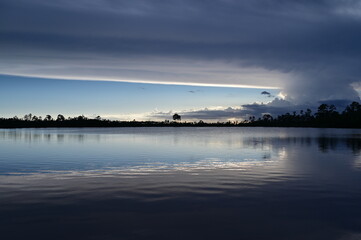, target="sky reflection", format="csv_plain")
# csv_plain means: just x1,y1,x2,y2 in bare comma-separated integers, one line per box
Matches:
1,128,361,240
